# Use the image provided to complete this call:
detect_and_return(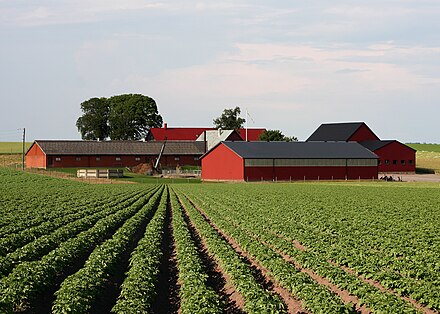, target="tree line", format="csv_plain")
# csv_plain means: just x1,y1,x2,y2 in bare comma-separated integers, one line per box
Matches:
77,95,296,141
